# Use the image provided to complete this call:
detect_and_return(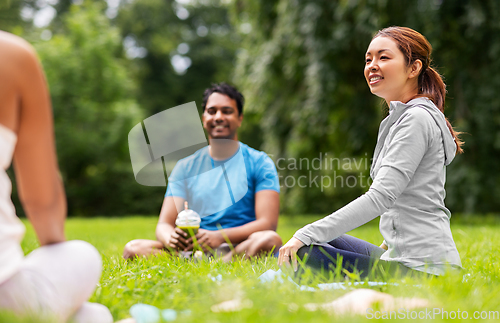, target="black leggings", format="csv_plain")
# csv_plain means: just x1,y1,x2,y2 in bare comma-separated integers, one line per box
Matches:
297,234,416,279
